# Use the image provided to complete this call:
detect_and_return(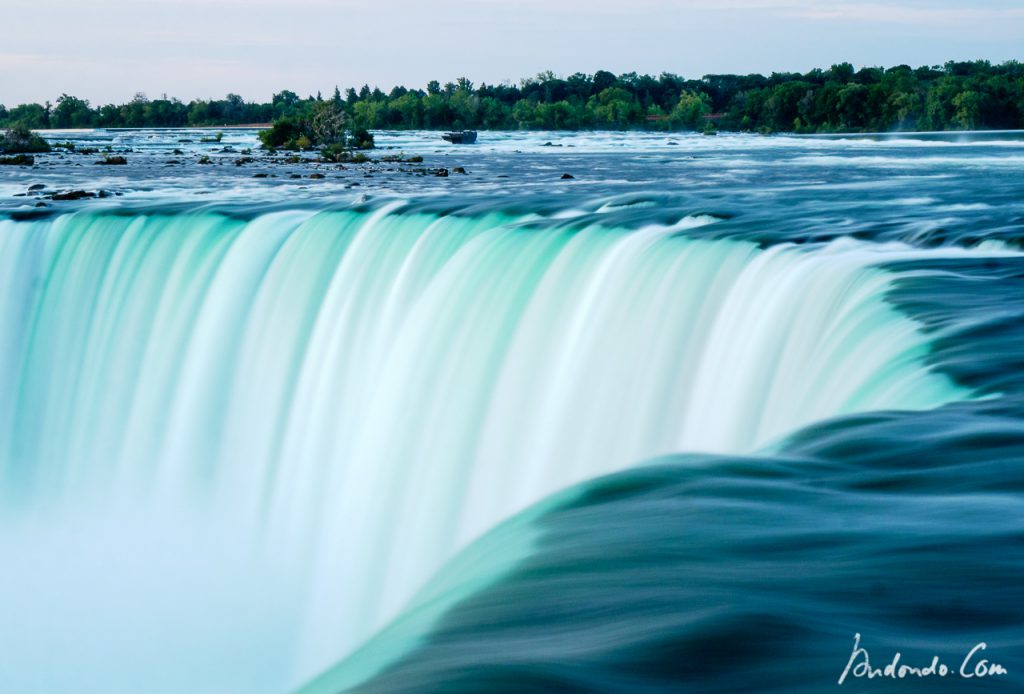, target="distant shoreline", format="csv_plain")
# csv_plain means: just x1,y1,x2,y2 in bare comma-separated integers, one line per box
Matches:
4,61,1021,135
